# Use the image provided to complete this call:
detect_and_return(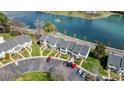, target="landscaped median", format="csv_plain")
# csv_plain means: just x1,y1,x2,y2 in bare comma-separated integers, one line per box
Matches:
42,48,51,56
74,58,82,65
31,40,40,56
60,54,69,60
81,57,108,77
49,50,58,57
